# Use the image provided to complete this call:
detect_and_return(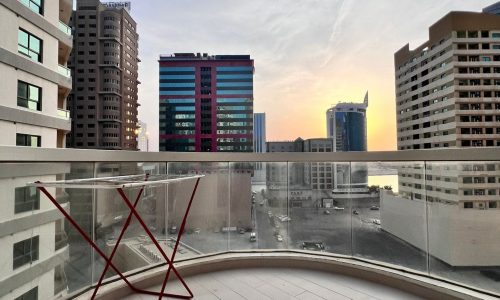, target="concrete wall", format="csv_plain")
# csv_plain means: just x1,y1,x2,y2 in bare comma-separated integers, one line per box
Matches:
151,172,252,232
380,191,428,252
381,190,500,266
0,5,60,71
